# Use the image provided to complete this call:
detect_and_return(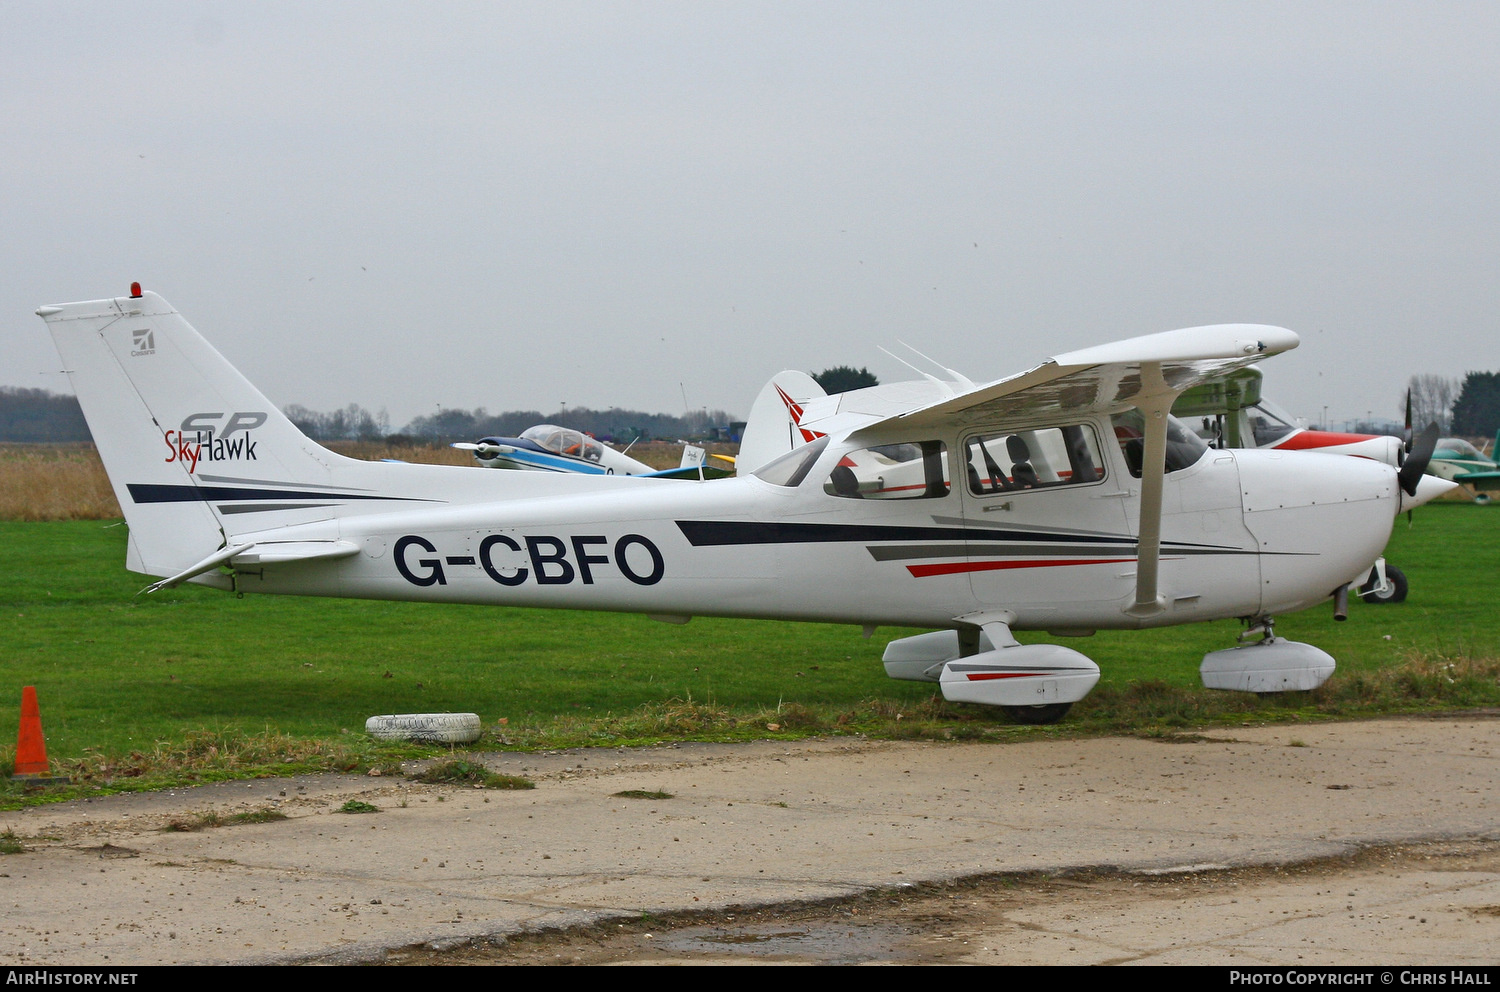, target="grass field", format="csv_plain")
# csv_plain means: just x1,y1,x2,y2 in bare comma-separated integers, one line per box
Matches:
1,492,1496,803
